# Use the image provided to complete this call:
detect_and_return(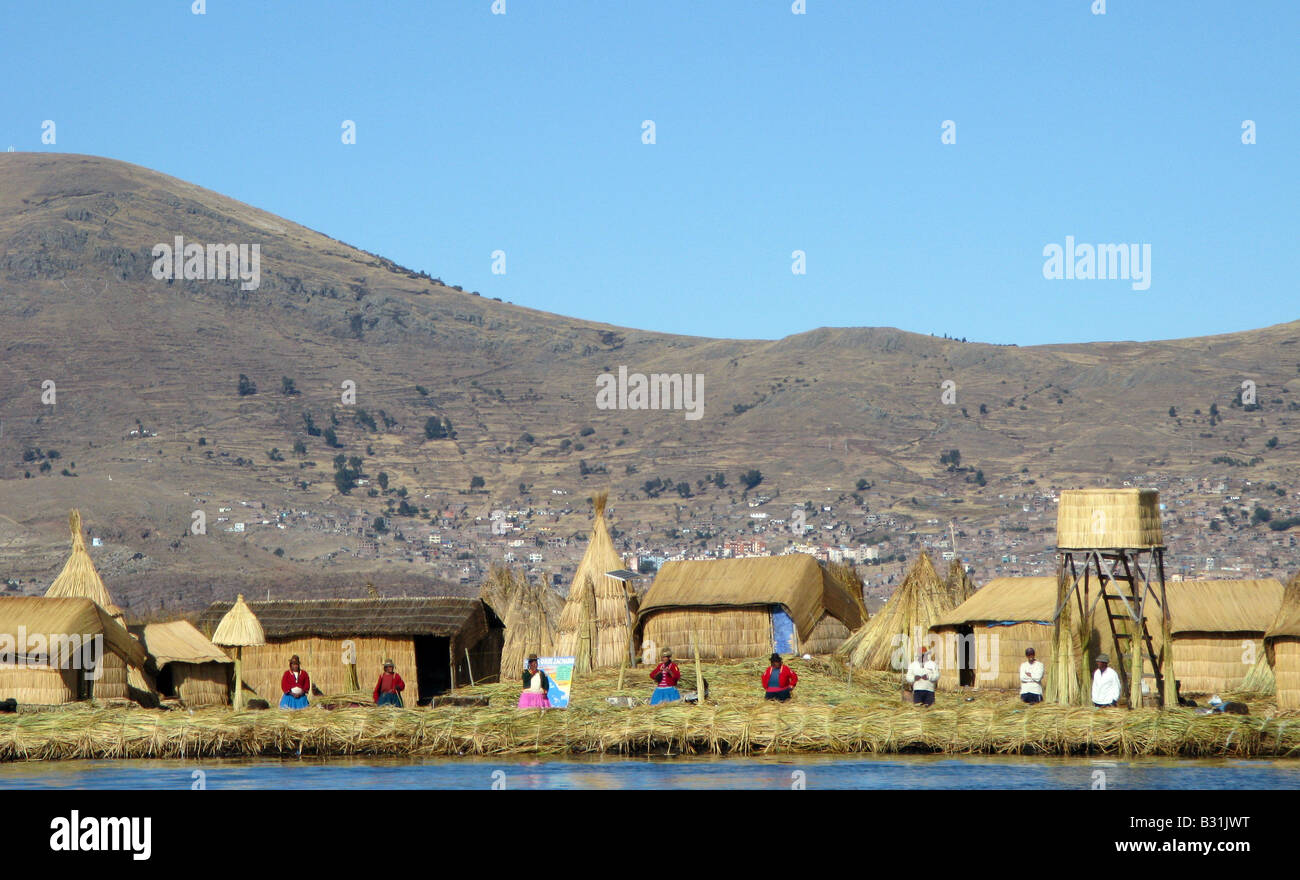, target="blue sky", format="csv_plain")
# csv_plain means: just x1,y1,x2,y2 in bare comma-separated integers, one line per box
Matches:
3,1,1296,345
